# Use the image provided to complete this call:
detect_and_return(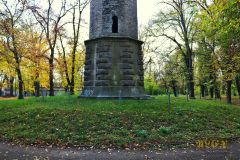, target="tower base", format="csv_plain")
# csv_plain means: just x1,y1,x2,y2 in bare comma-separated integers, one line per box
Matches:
81,37,146,98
